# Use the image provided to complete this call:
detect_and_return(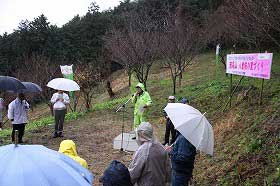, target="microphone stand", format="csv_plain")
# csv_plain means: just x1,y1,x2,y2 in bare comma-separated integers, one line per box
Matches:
116,96,133,152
